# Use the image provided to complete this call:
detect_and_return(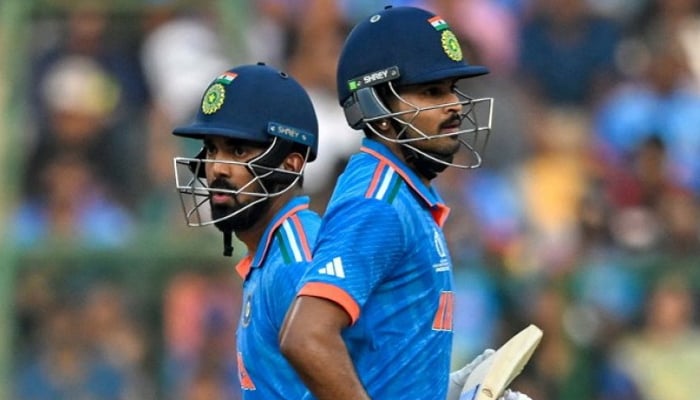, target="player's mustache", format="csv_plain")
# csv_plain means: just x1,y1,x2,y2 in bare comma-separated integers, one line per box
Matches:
209,178,237,191
209,179,242,204
438,113,462,130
